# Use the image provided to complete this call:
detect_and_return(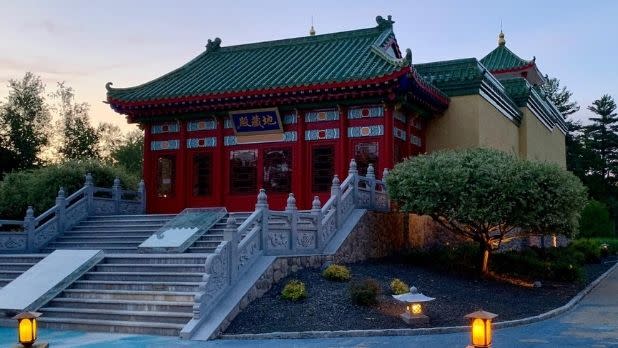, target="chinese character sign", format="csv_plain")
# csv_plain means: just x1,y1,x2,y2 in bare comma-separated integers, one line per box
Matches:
230,108,283,135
